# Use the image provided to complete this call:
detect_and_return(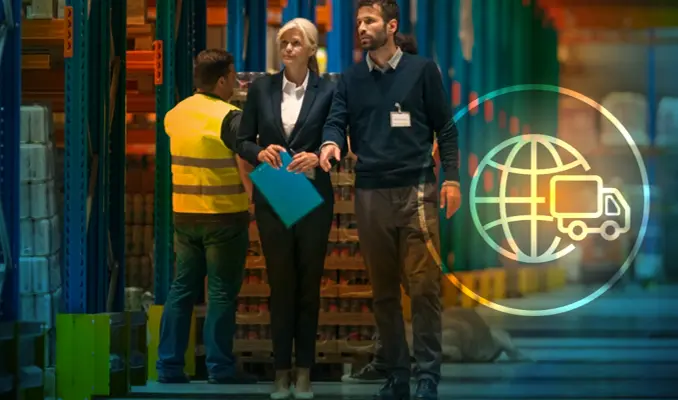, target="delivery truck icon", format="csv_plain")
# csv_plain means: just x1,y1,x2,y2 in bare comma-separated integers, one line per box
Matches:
549,175,631,242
